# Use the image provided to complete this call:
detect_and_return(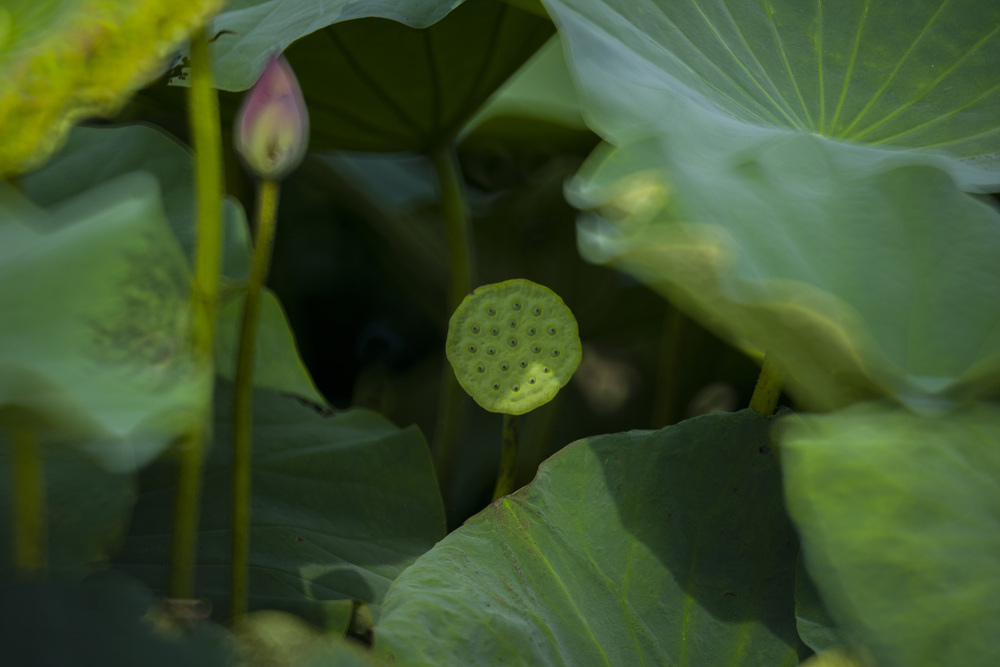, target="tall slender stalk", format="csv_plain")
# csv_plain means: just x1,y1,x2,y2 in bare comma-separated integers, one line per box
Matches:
230,178,280,621
492,413,522,501
170,27,225,600
11,425,45,578
432,144,475,312
749,352,783,416
651,304,685,428
430,144,476,496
